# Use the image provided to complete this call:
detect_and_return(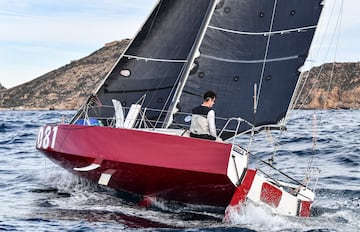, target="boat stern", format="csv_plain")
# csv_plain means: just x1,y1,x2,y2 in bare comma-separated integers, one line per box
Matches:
224,168,315,221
